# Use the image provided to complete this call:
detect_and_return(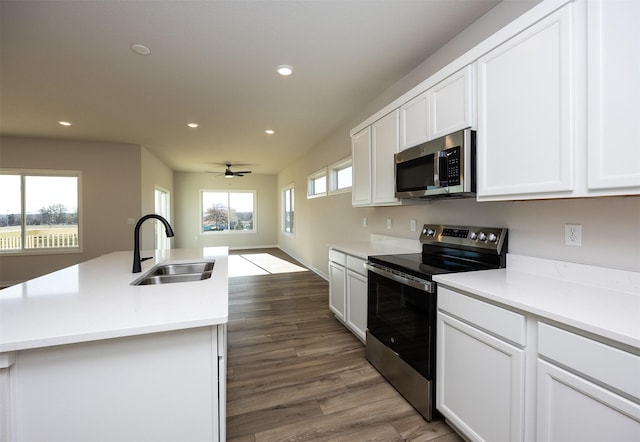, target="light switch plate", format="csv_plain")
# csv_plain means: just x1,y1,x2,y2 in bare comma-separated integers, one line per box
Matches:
410,219,417,232
386,218,392,229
